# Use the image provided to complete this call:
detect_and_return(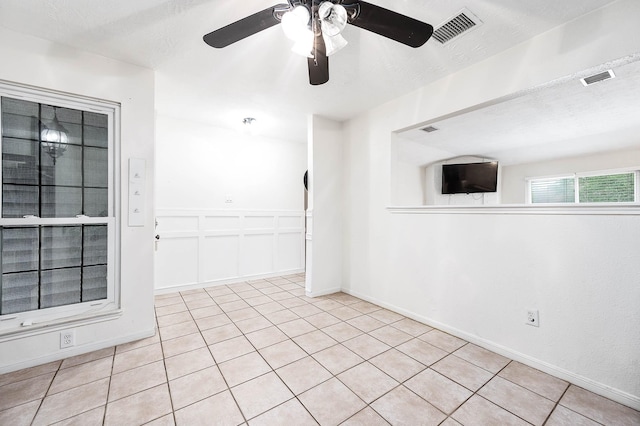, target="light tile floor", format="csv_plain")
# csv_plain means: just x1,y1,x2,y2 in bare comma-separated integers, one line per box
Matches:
1,274,639,425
